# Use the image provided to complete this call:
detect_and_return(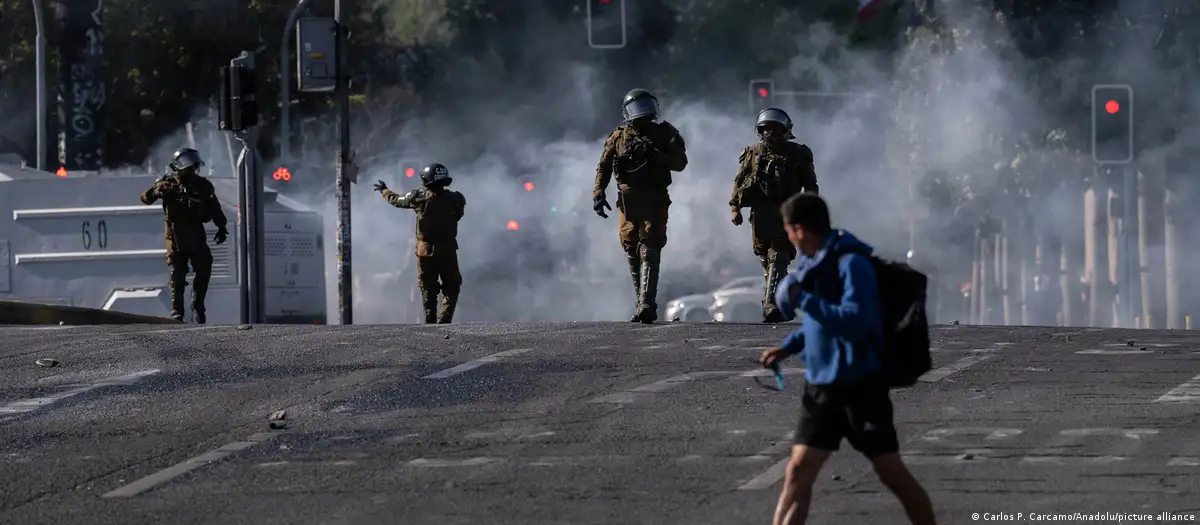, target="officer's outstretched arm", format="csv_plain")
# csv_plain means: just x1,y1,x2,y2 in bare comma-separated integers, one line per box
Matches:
383,188,422,209
139,186,158,205
593,130,619,199
729,147,753,211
